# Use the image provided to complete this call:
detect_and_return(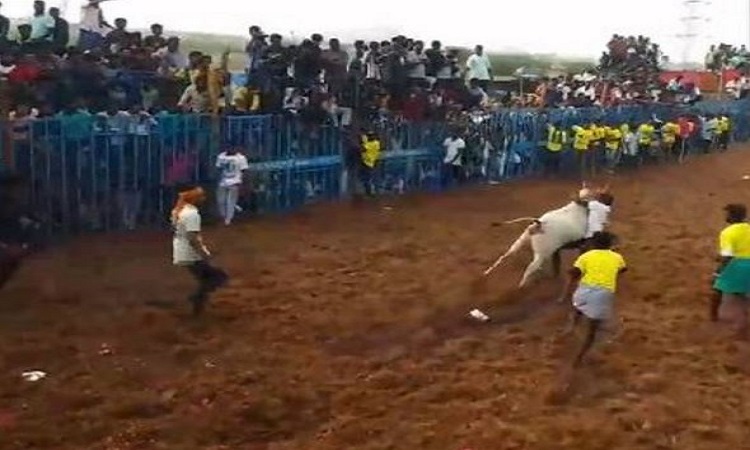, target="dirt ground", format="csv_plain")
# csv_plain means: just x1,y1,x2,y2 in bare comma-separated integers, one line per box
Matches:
4,148,750,450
